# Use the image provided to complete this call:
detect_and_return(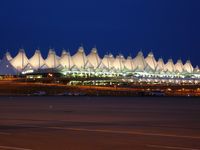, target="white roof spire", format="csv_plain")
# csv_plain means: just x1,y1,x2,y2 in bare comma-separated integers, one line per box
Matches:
10,49,29,71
